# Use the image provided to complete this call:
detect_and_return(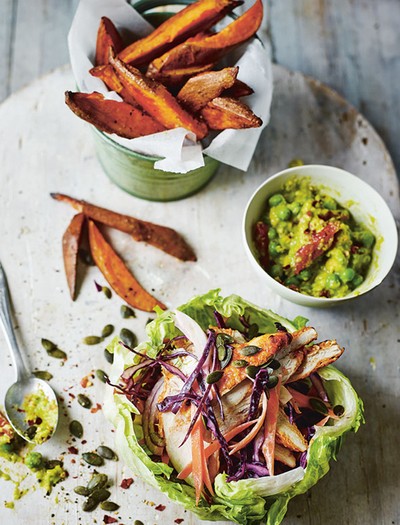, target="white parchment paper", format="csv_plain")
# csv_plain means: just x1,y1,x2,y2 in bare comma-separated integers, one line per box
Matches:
68,0,273,173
